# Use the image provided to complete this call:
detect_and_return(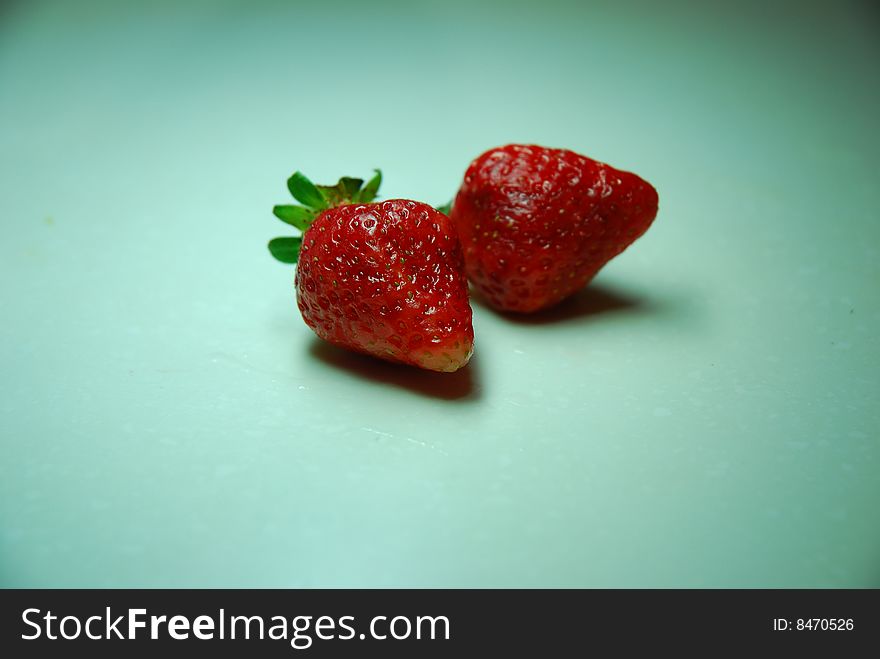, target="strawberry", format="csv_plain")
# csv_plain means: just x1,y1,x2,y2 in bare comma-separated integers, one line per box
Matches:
268,170,474,372
448,144,659,312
